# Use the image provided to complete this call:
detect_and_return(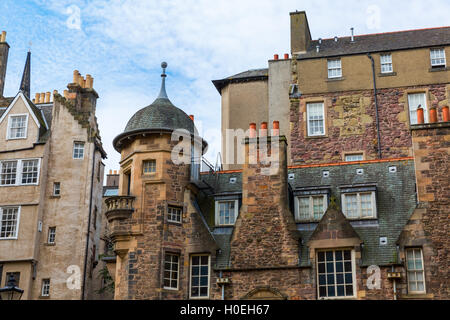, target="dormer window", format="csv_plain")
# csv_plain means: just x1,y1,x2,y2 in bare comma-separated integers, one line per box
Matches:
341,192,377,219
7,114,28,139
430,48,446,68
294,188,330,222
215,199,239,226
